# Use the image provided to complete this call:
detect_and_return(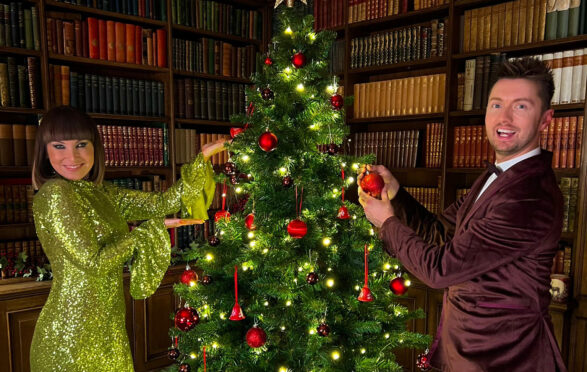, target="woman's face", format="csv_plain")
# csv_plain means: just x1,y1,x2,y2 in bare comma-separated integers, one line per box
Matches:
46,139,94,181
